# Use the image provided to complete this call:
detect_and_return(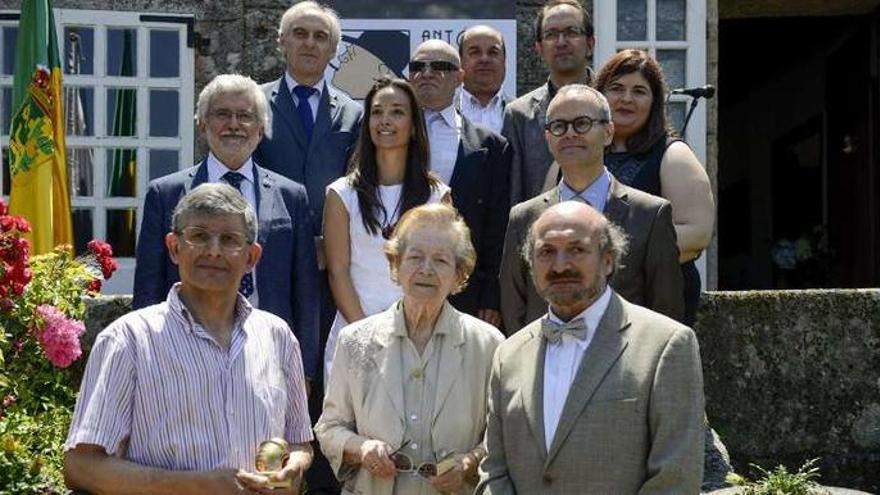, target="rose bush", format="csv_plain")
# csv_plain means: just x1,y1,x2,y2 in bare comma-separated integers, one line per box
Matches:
0,198,117,494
